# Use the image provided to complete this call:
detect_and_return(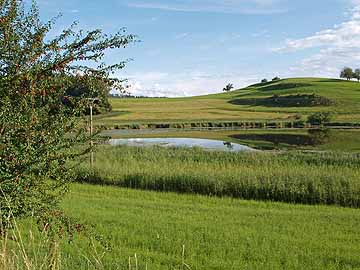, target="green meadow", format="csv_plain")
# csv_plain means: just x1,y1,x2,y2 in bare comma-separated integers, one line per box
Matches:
57,184,360,270
3,1,360,269
6,78,360,269
95,78,360,127
13,184,360,270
